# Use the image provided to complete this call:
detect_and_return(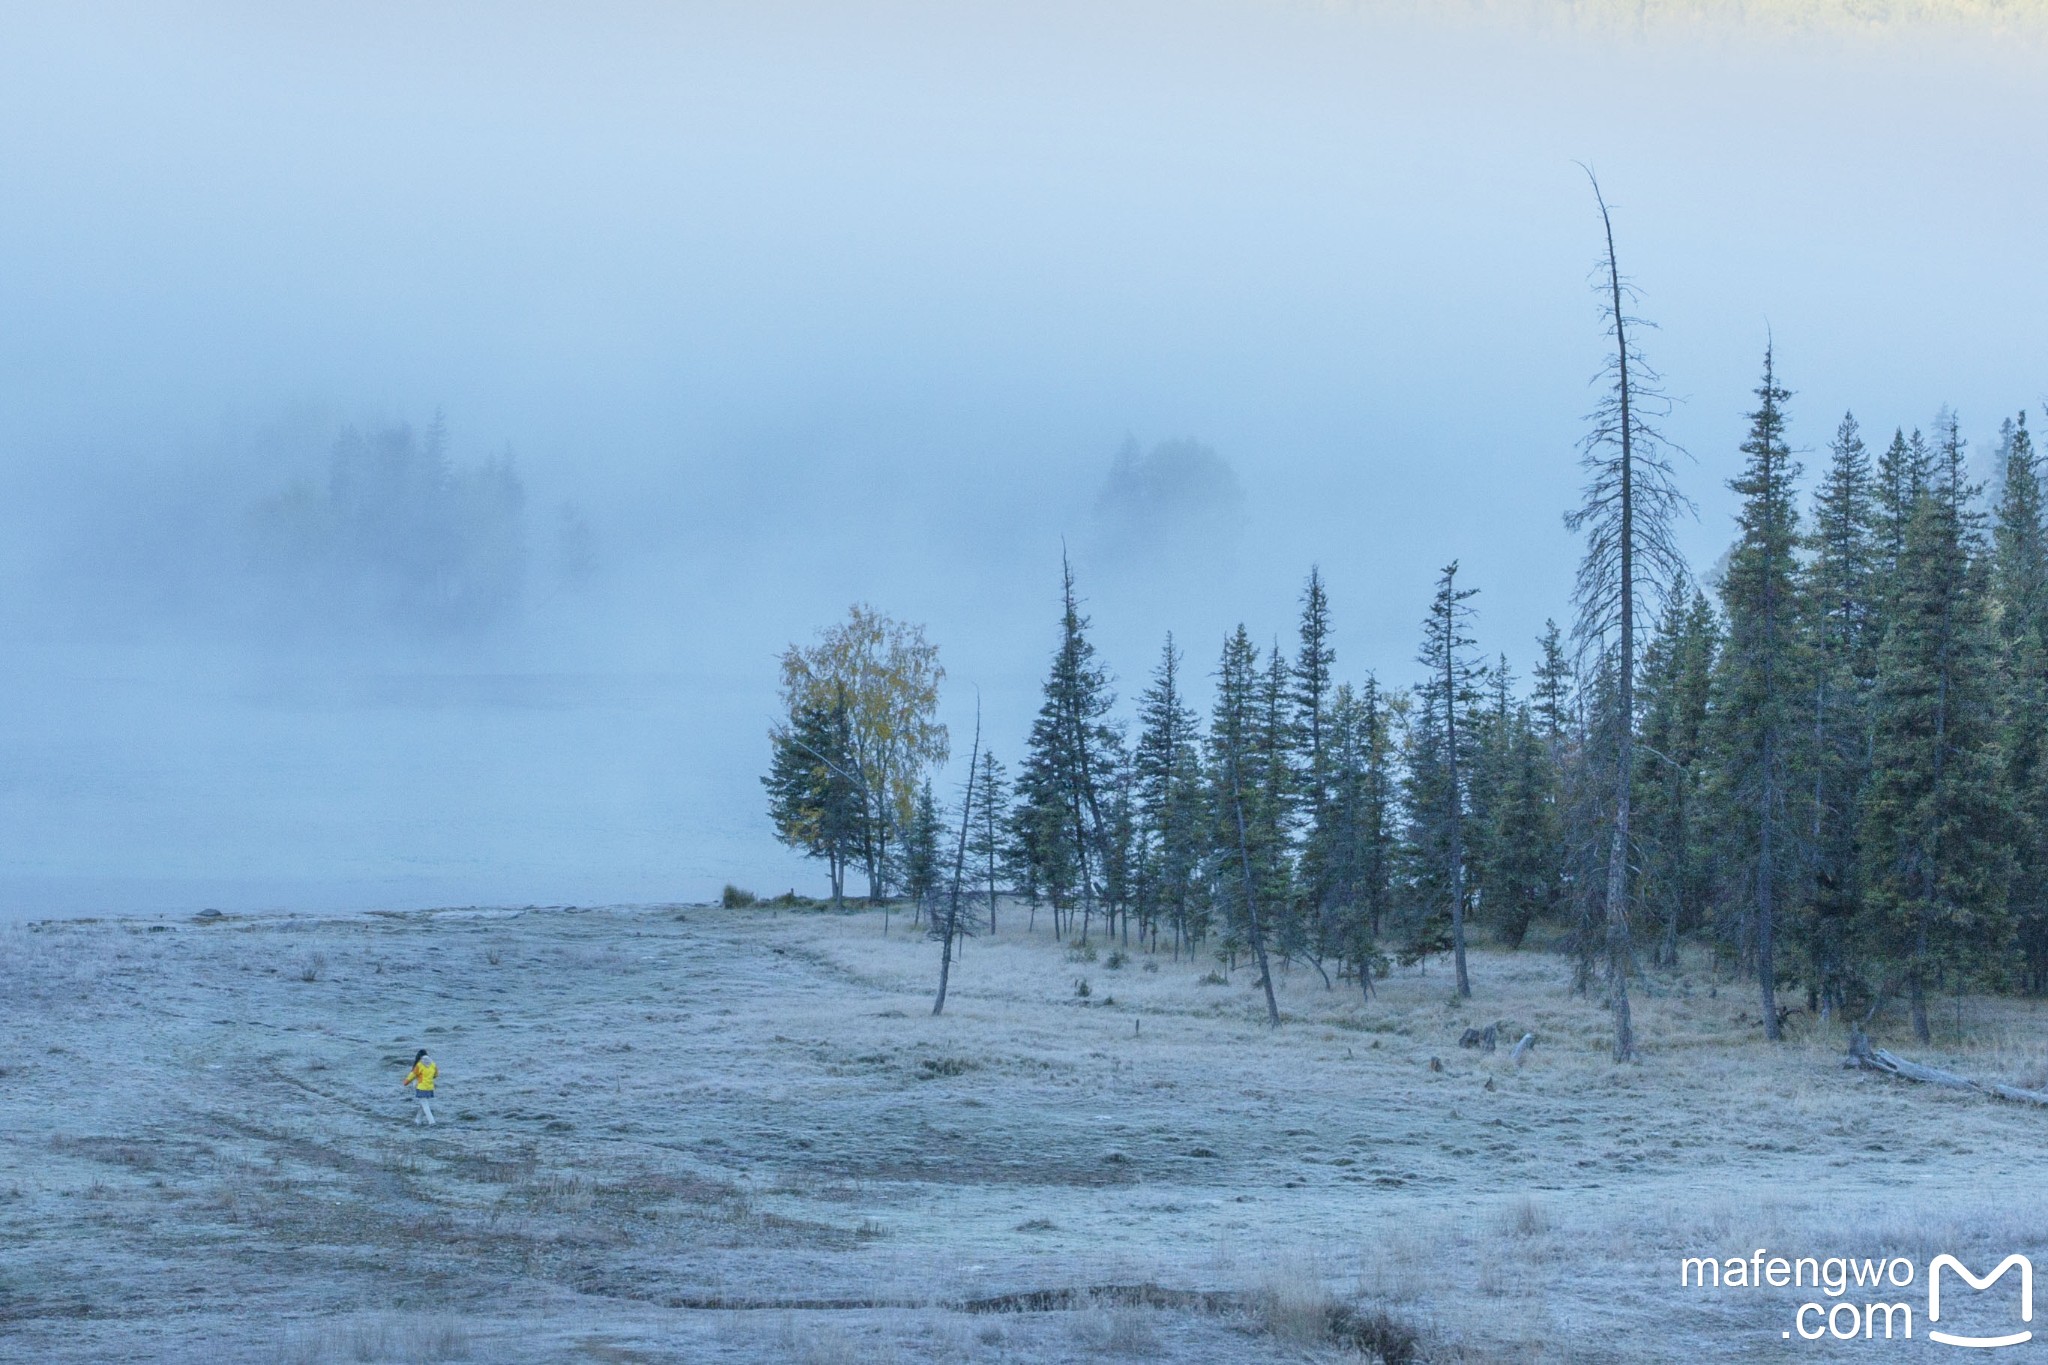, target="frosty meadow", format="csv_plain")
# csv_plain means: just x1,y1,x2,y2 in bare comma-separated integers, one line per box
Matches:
8,901,2048,1362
